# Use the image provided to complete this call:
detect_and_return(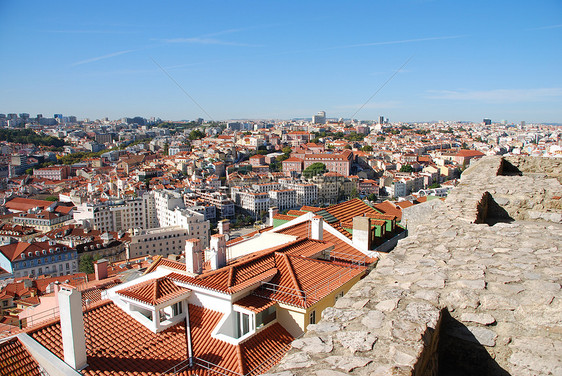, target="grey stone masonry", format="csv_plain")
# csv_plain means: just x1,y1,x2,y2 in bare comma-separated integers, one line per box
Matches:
270,156,562,376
